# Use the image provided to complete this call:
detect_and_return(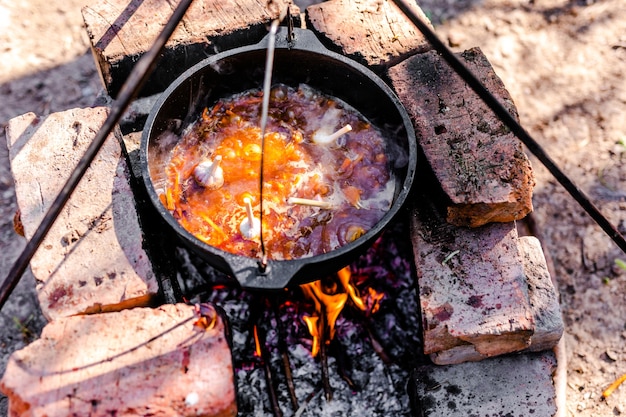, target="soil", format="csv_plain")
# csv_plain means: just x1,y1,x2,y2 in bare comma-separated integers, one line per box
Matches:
1,1,625,416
